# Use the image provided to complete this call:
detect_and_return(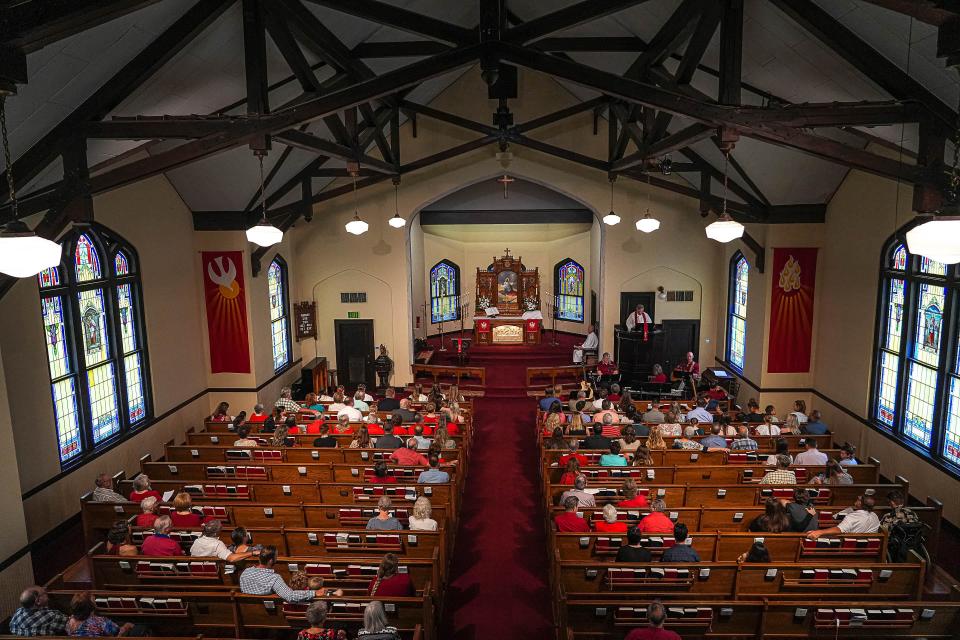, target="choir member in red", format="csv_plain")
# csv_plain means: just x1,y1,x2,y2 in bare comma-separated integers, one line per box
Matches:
597,352,619,376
